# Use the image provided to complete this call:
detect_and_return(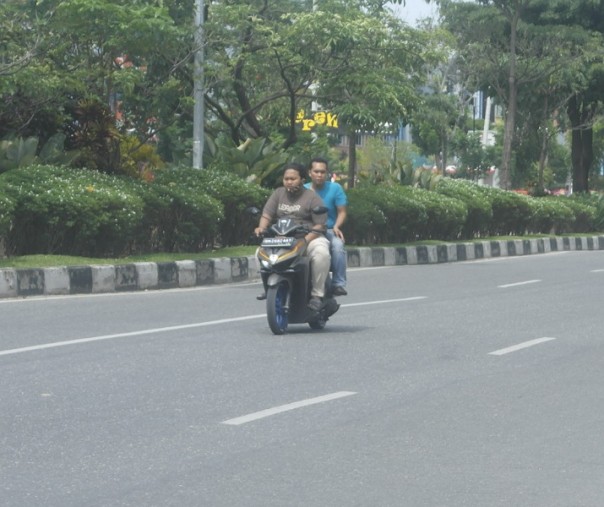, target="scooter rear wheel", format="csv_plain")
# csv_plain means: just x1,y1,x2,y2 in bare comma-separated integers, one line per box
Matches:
267,283,289,335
